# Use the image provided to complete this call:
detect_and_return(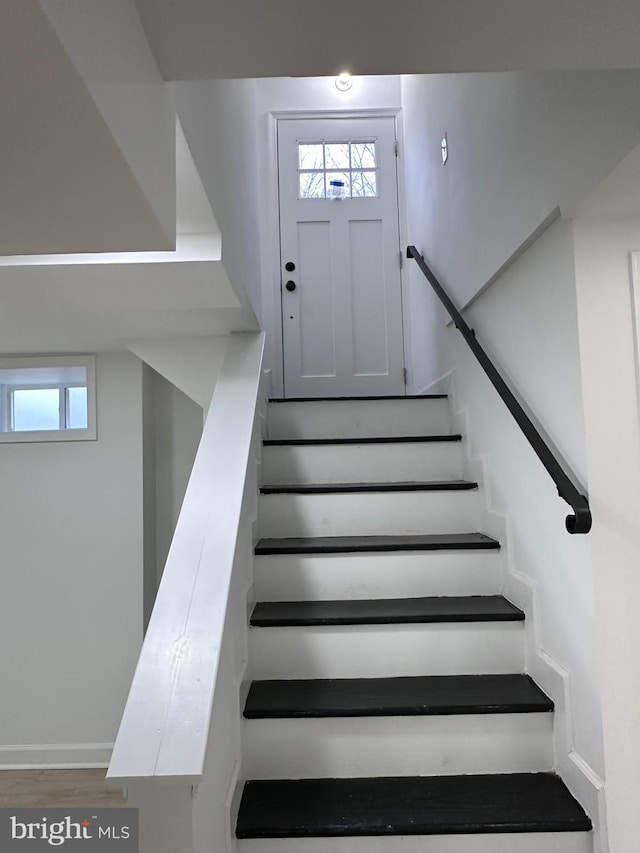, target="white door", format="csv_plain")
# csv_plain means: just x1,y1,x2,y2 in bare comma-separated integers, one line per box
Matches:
278,116,405,398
